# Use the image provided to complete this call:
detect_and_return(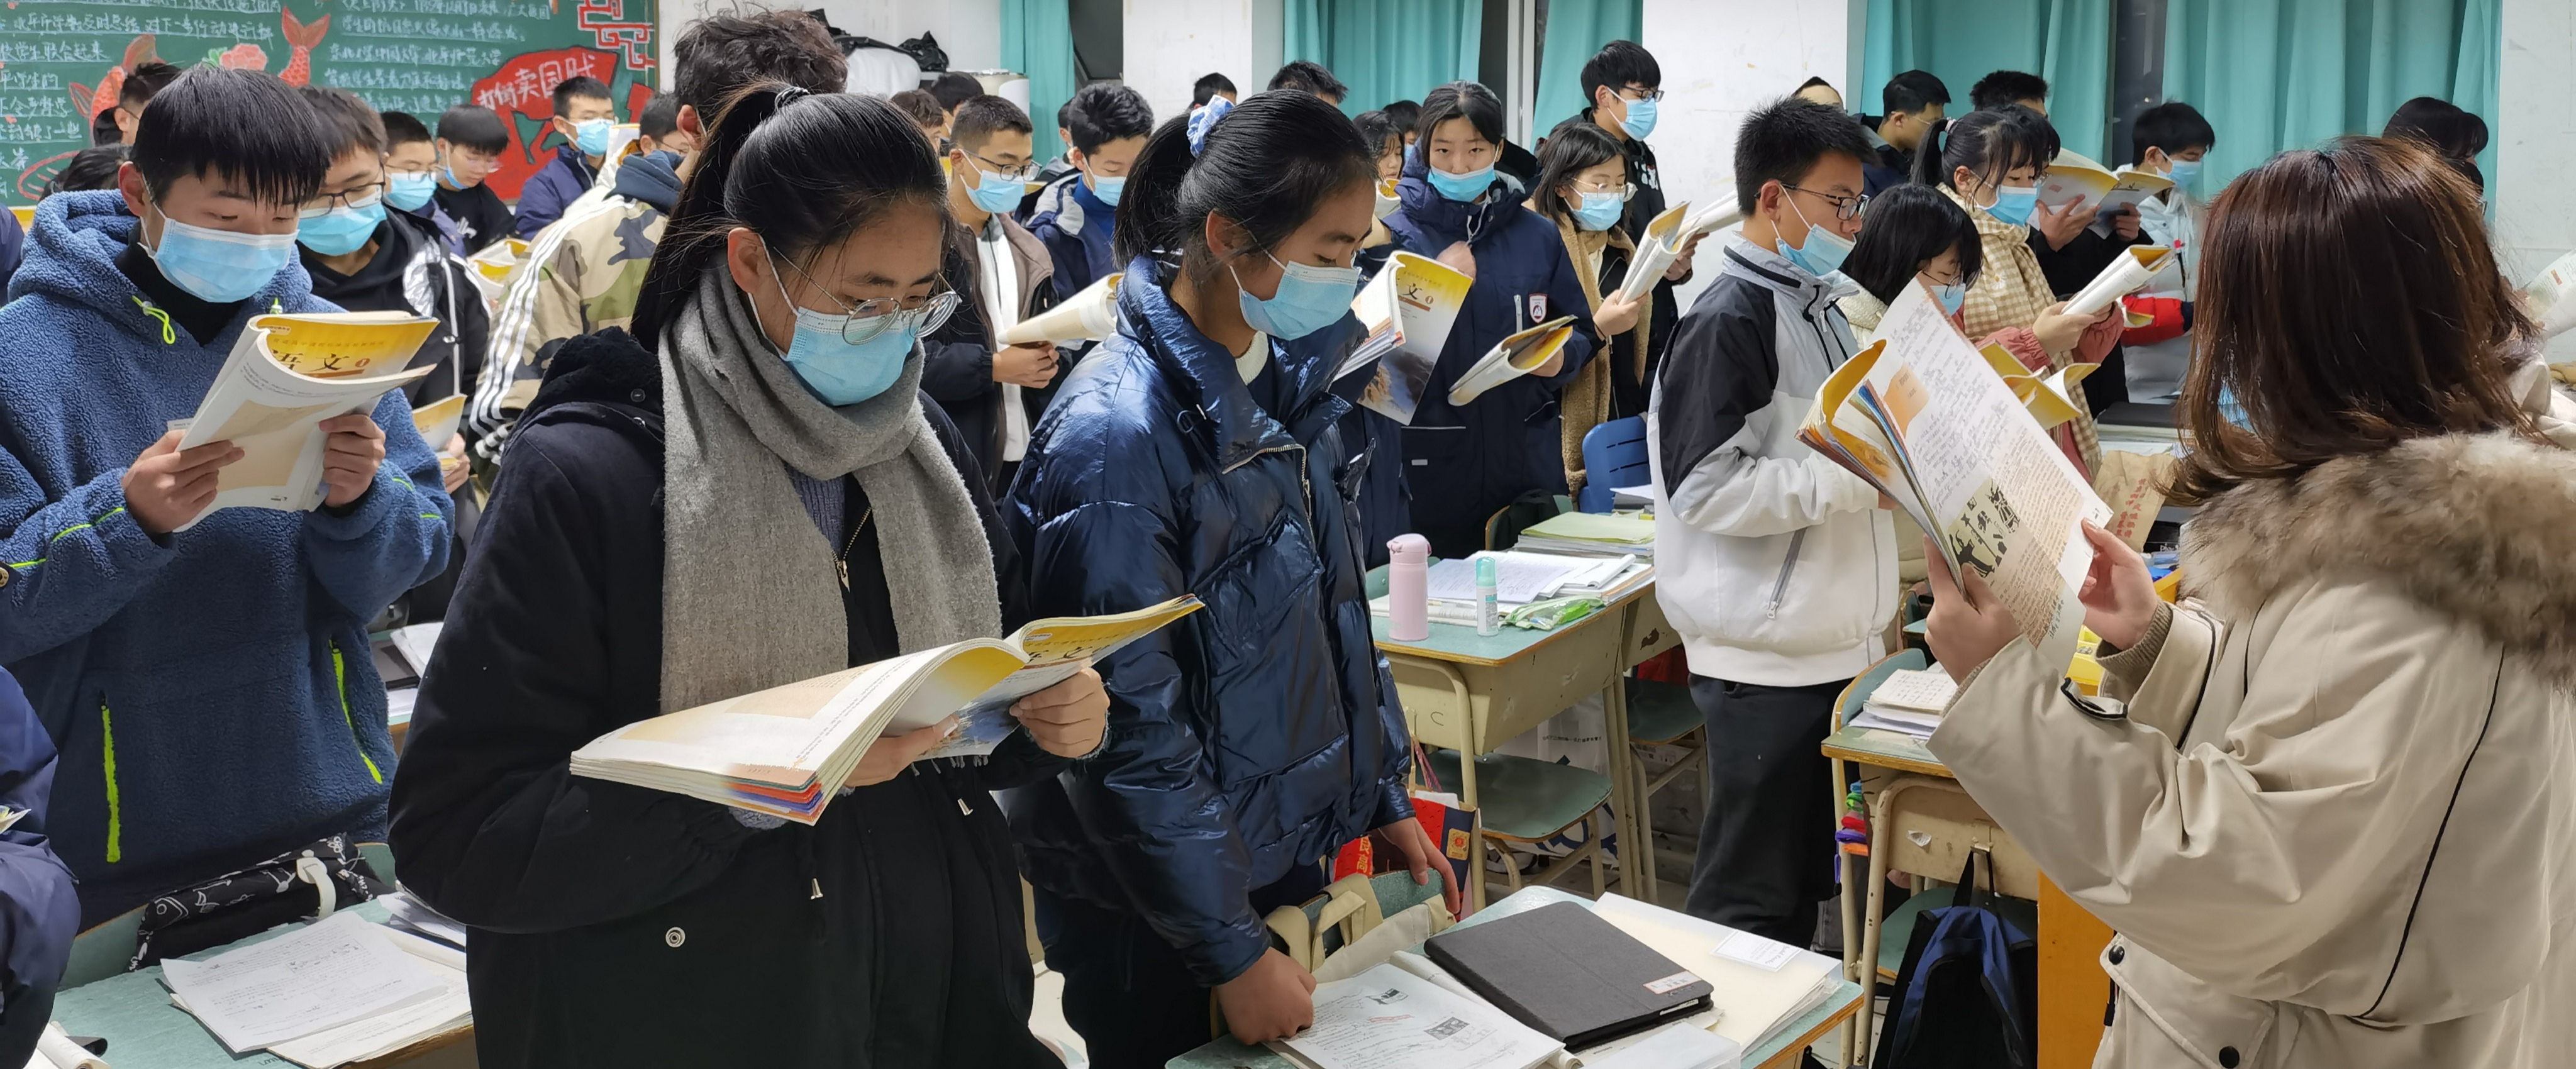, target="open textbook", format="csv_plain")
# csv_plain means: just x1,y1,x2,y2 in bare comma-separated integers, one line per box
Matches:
1614,204,1692,304
1799,279,2112,668
2064,244,2175,322
170,311,437,529
571,596,1203,823
2522,249,2576,340
1977,342,2097,430
2038,150,2174,228
1447,316,1577,406
1340,251,1473,423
